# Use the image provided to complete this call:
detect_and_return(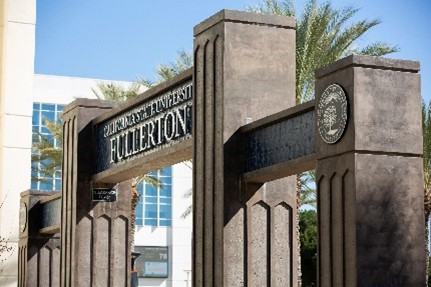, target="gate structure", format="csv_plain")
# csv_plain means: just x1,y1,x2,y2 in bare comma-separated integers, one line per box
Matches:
19,9,425,287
